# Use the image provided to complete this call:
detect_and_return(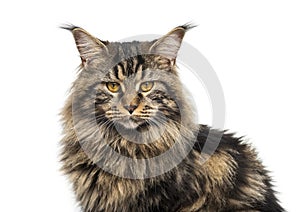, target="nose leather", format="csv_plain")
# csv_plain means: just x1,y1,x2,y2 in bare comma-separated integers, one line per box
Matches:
124,104,138,114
